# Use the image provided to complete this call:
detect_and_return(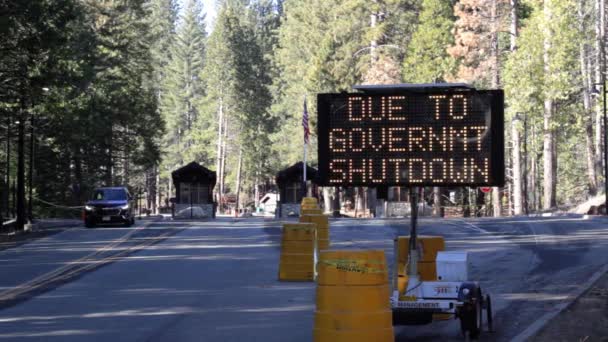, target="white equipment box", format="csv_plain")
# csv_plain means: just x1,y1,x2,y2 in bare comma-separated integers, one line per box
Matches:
436,251,470,282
